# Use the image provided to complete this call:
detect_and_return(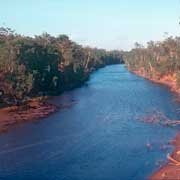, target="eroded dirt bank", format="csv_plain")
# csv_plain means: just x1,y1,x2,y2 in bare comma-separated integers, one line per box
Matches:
131,69,180,180
133,70,180,94
149,133,180,180
0,99,58,133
